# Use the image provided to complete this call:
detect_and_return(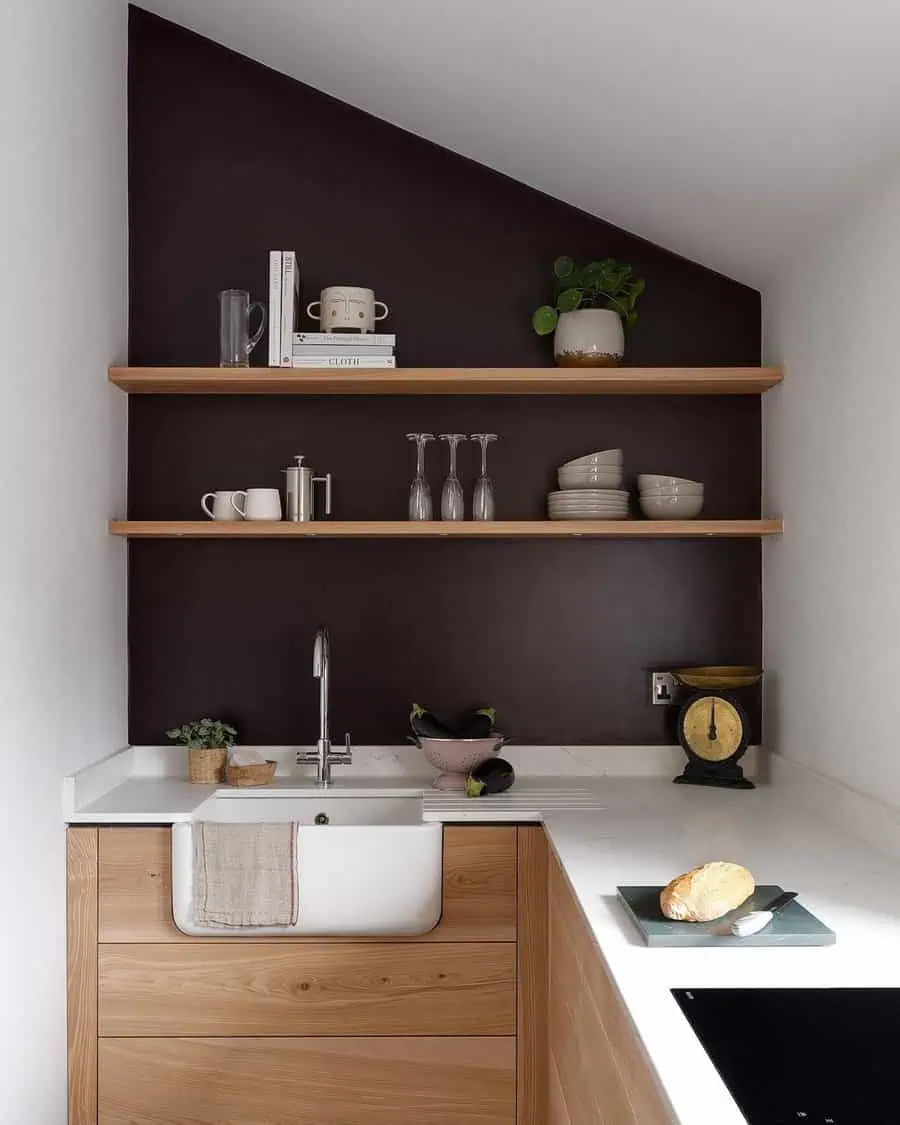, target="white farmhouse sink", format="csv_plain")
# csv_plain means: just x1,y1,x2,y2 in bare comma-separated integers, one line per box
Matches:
197,793,424,825
171,793,442,938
